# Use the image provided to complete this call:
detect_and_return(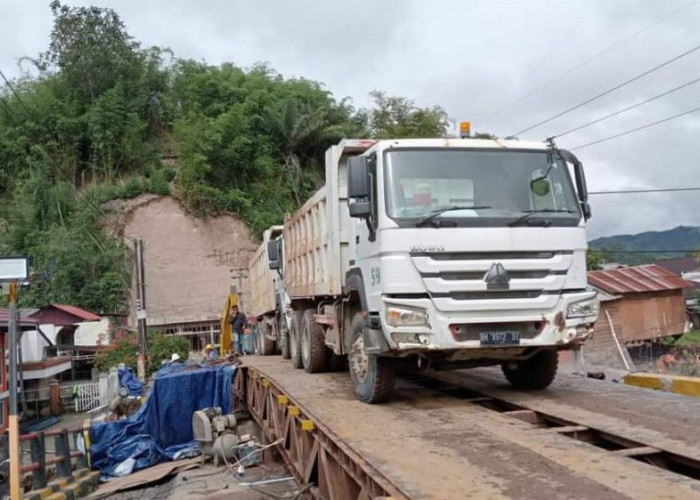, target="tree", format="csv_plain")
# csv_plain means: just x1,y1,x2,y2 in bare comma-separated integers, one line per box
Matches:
361,91,451,139
586,248,604,270
41,1,140,104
